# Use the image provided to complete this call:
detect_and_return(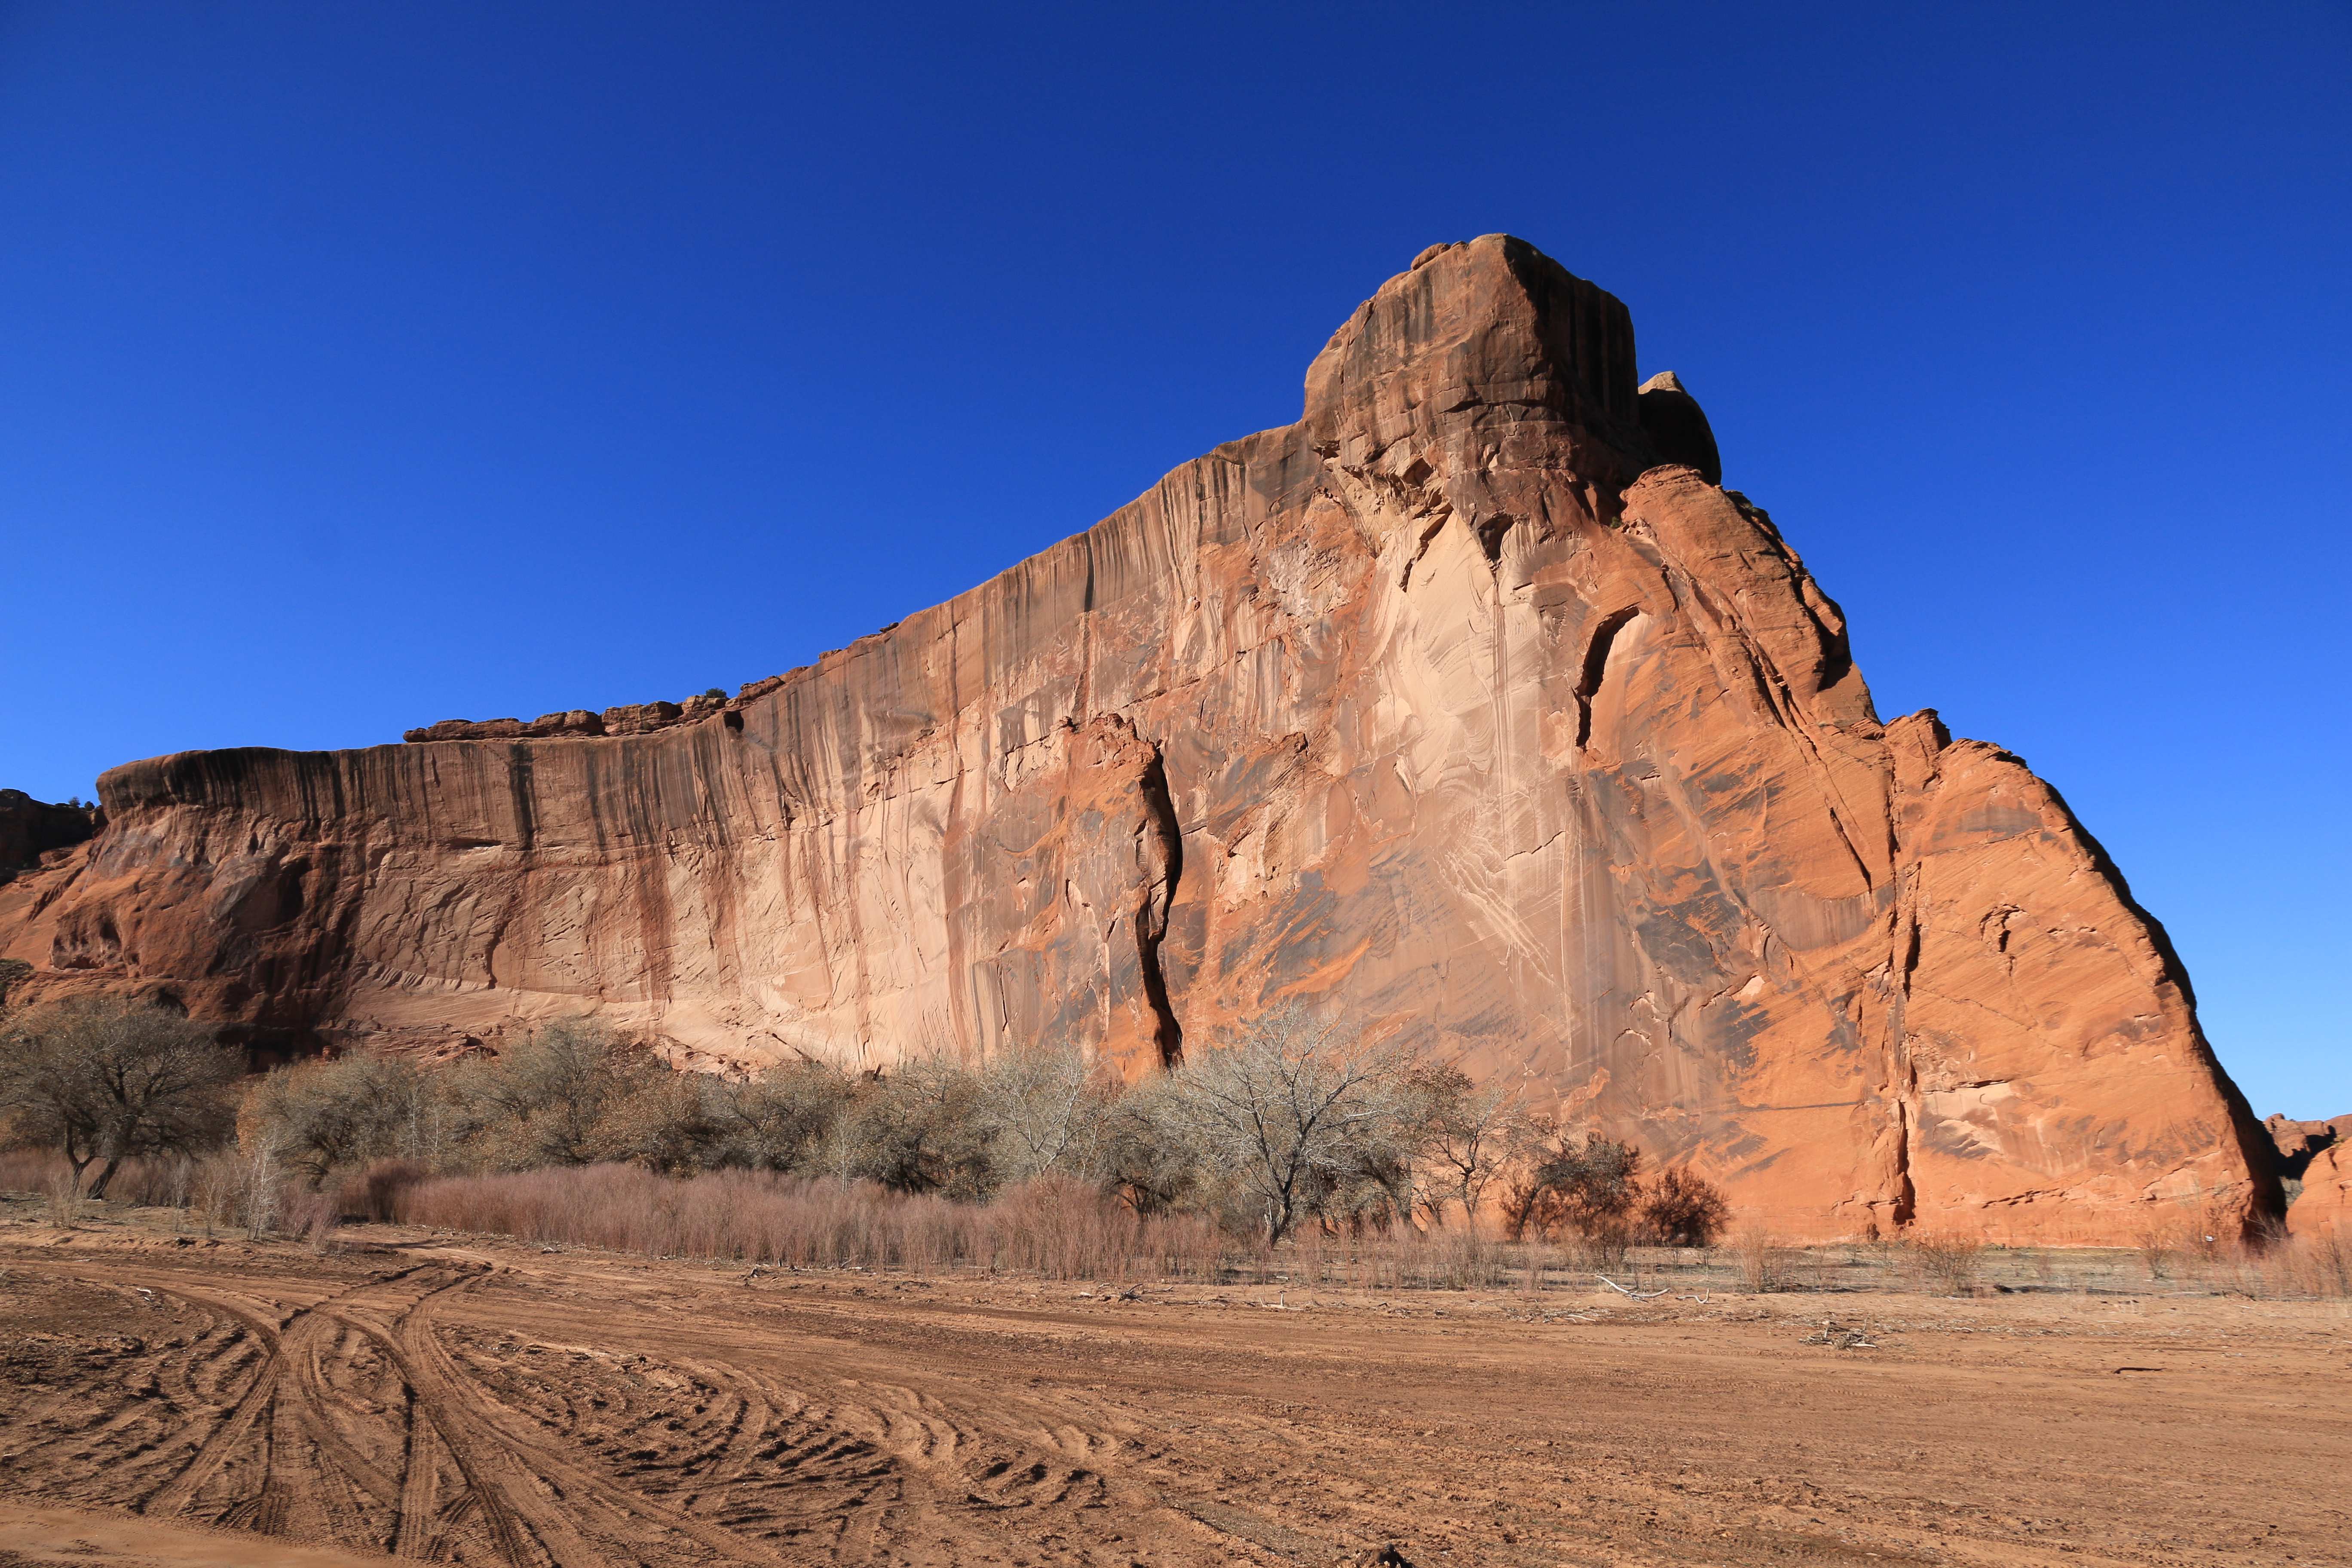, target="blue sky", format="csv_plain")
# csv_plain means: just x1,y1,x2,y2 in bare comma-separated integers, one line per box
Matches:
1,2,2345,1115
